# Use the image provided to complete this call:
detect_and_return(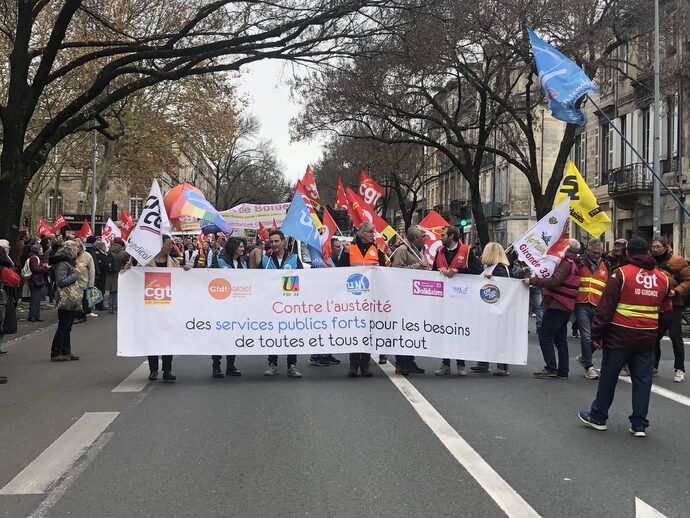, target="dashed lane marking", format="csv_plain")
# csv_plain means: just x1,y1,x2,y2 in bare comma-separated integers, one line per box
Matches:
112,361,150,393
